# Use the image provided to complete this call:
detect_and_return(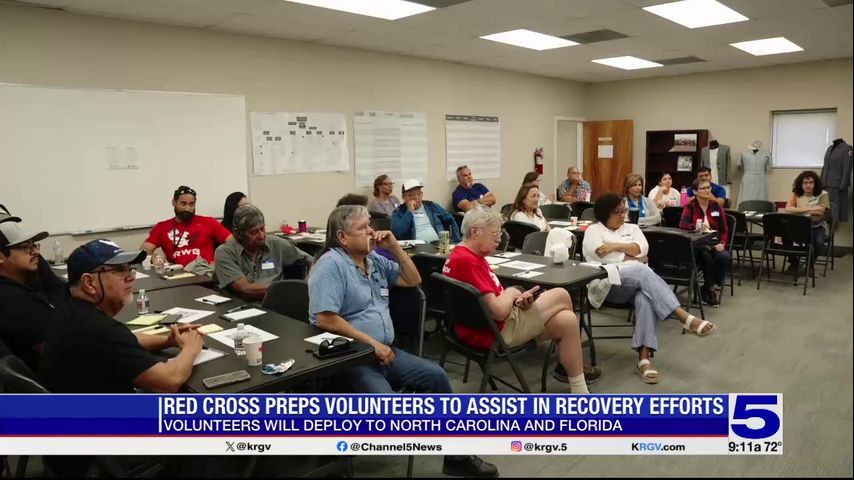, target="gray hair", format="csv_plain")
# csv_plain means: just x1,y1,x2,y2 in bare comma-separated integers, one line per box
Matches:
318,205,370,258
232,205,265,242
461,207,502,240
